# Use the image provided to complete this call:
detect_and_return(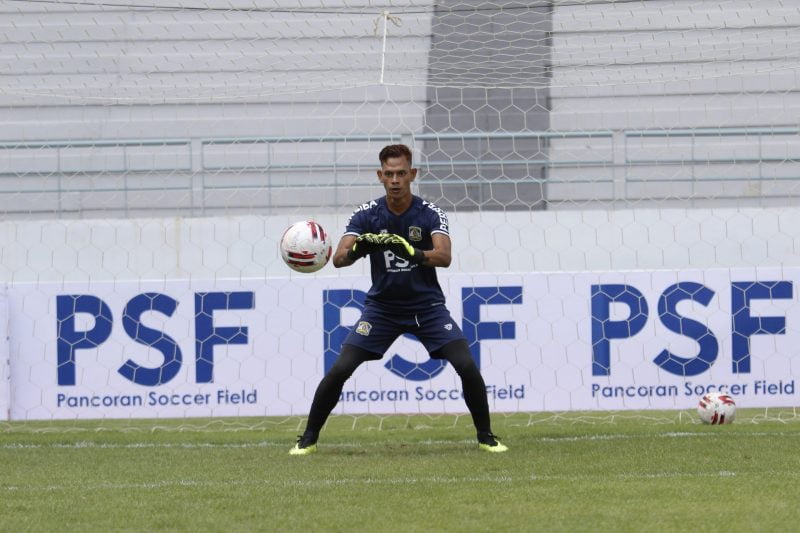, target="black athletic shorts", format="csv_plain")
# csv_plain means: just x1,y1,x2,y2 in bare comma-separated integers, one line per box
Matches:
342,304,466,359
